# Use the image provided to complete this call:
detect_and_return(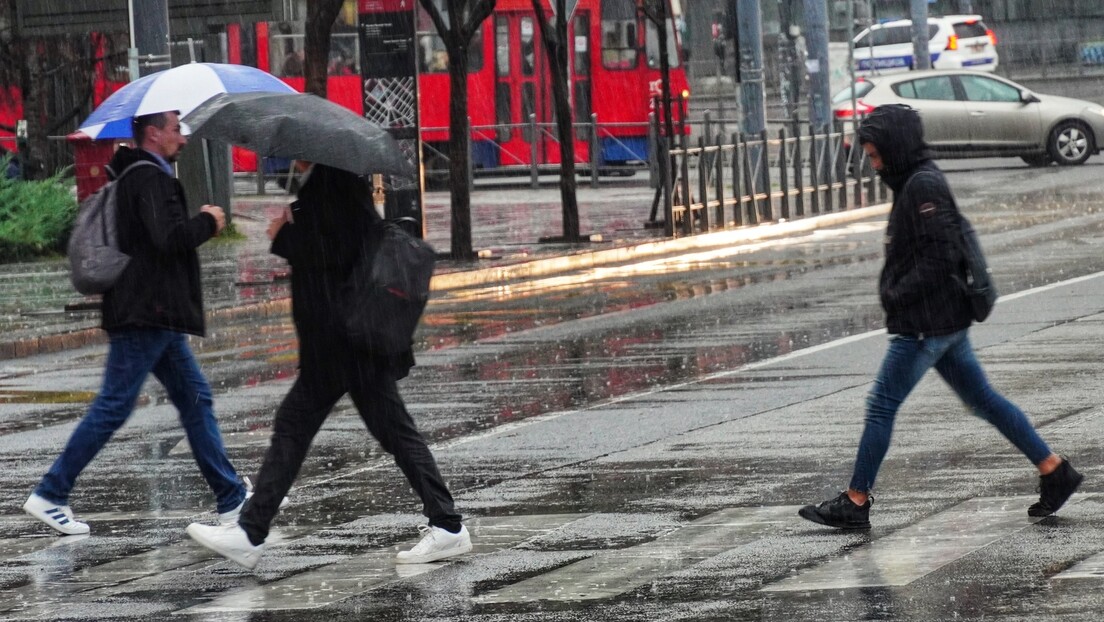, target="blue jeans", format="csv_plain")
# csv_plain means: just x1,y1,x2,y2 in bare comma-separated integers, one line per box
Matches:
36,328,245,513
849,329,1052,493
